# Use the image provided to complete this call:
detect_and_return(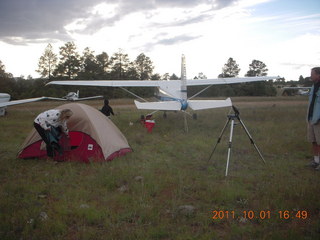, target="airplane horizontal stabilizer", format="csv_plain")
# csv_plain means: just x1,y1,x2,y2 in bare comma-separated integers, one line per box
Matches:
134,100,181,111
188,98,232,110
